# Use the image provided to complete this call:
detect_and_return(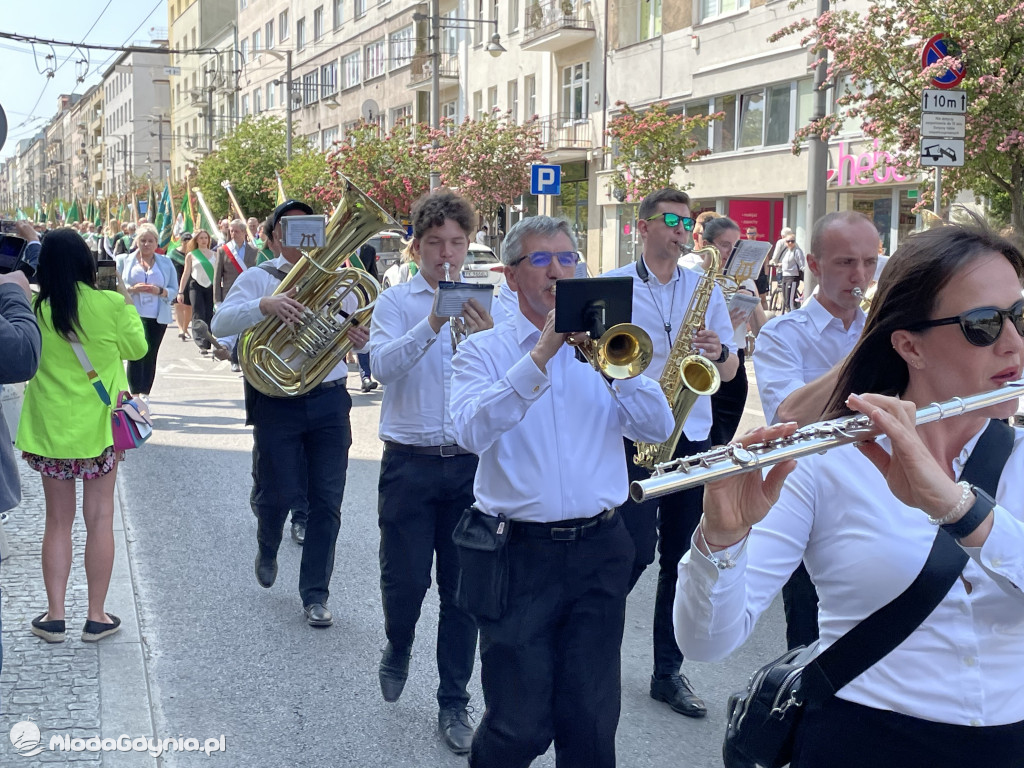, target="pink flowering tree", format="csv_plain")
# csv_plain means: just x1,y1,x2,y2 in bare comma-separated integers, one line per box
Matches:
432,111,546,224
773,0,1024,227
605,101,721,203
316,120,434,218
